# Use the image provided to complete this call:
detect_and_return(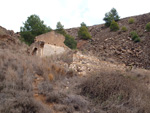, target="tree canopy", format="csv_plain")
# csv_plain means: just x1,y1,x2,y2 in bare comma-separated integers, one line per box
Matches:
20,14,51,45
81,22,87,27
78,23,91,40
55,22,77,49
64,34,77,49
56,21,66,36
103,8,120,27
